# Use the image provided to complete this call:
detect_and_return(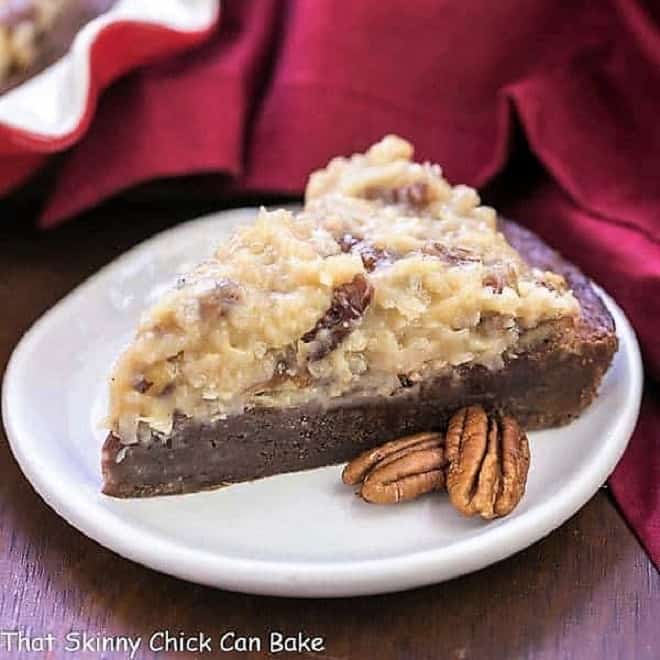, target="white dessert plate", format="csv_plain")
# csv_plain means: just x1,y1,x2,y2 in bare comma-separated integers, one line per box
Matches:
2,209,643,598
